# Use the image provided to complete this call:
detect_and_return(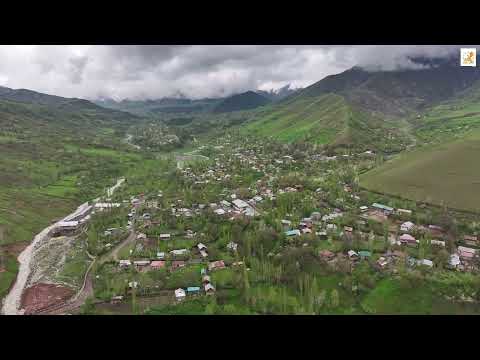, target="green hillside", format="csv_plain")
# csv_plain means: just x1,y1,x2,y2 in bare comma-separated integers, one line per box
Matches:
0,95,145,299
360,129,480,212
243,93,408,152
